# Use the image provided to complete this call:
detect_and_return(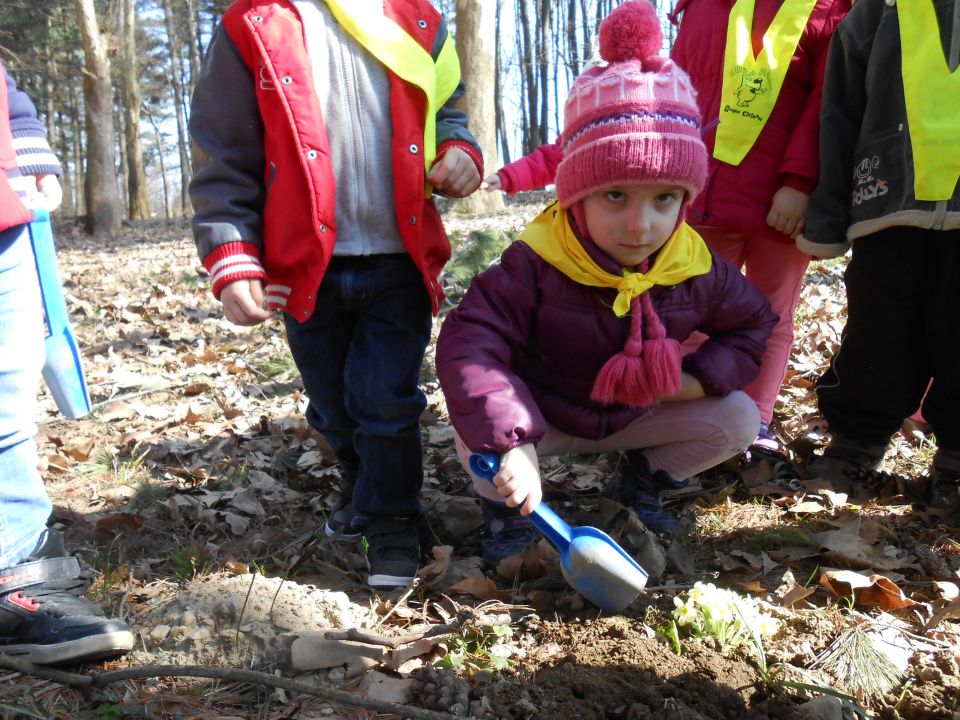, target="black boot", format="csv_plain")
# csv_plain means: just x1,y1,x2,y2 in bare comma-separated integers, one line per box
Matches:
804,436,886,494
0,530,133,664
